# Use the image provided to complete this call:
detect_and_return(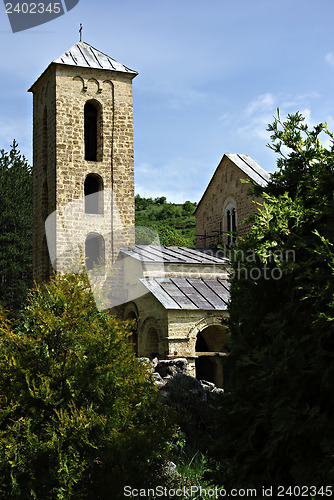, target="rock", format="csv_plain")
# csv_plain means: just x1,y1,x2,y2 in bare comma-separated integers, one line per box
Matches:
163,461,178,477
164,373,207,402
199,380,215,390
155,358,188,378
199,379,224,394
